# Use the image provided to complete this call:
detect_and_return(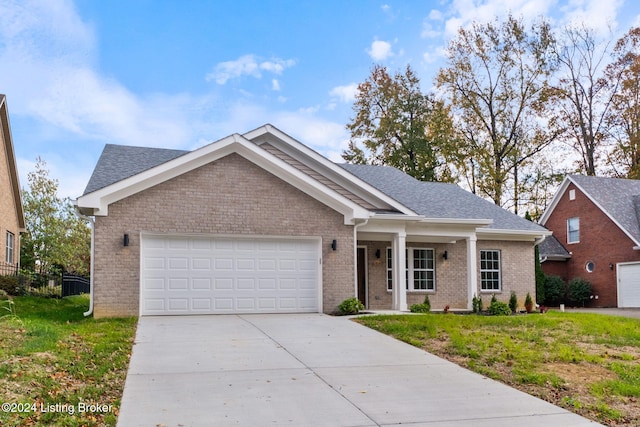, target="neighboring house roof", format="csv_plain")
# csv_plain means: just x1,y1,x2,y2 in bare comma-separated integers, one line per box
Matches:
538,234,571,261
540,174,640,247
340,163,547,232
78,124,548,238
0,94,25,231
